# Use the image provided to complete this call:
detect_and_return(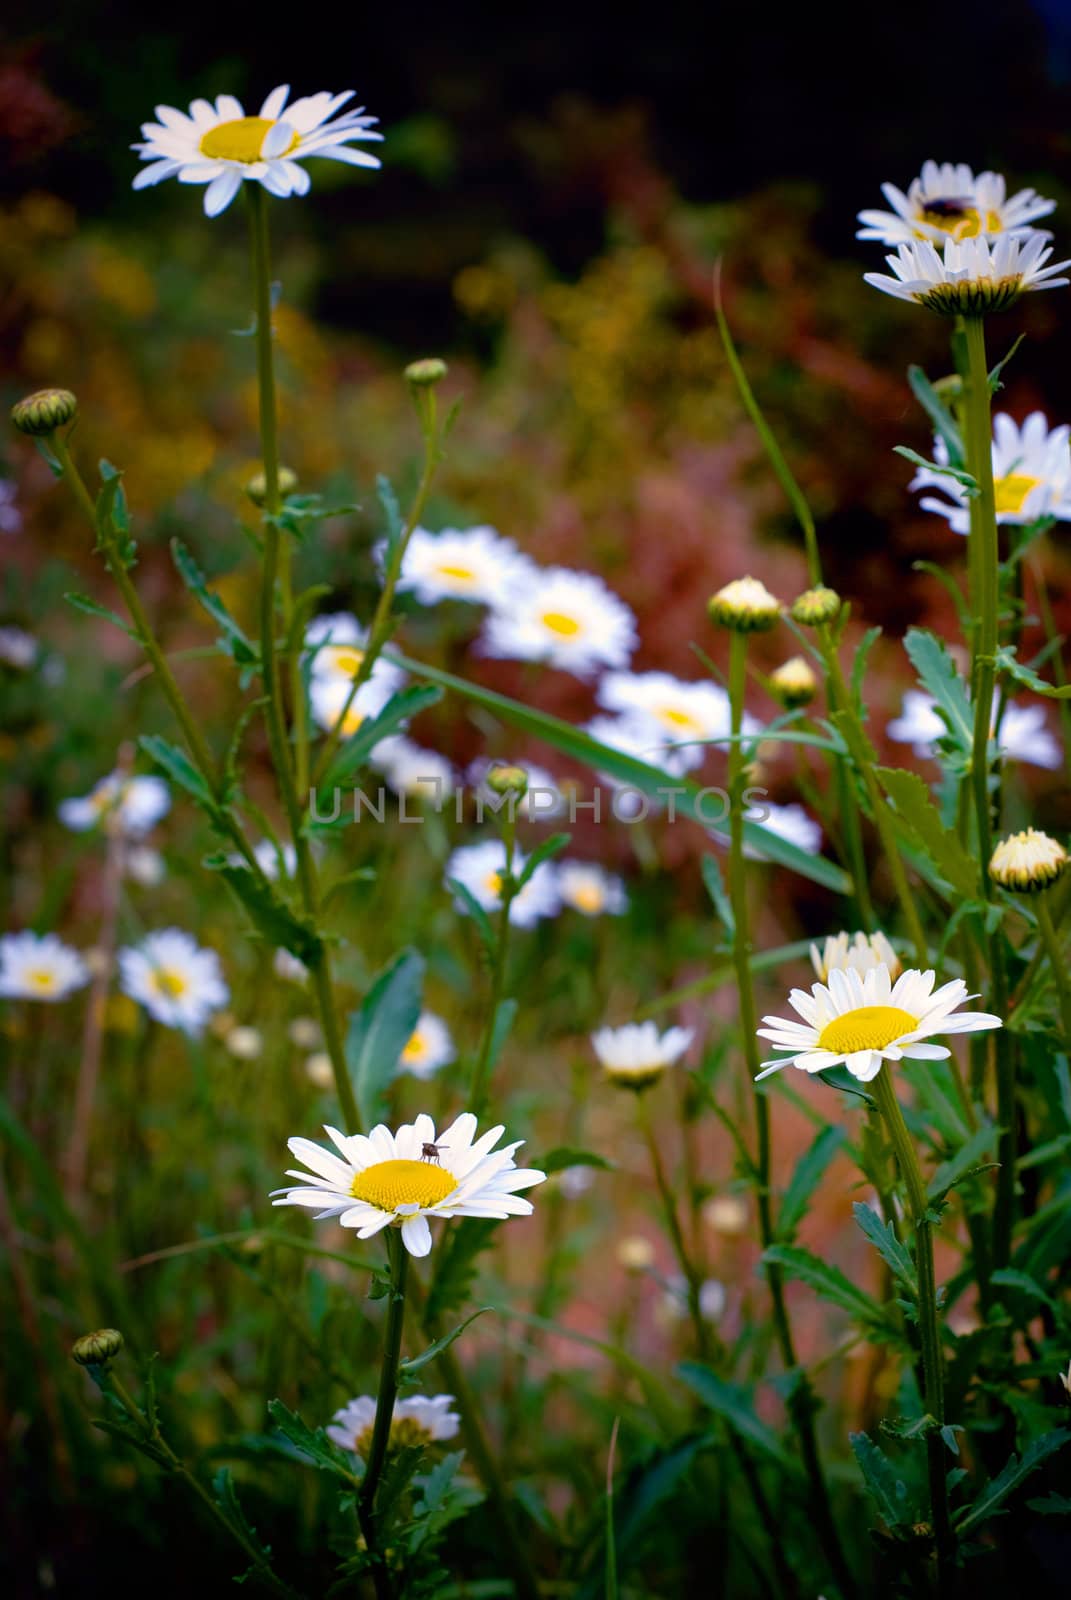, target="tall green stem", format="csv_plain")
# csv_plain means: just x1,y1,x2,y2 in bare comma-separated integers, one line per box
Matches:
1035,894,1071,1045
356,1231,409,1600
872,1068,954,1590
469,810,517,1118
725,629,856,1600
246,186,359,1134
